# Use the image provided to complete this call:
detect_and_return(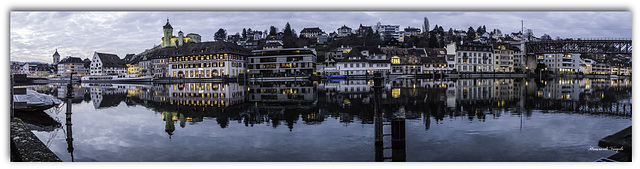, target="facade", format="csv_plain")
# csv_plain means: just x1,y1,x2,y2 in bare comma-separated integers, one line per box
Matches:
248,47,317,77
141,47,174,78
536,53,582,74
317,33,329,44
168,41,251,78
421,48,451,74
335,46,390,75
455,44,494,73
337,25,352,37
300,27,324,39
376,24,404,42
382,47,426,75
58,56,90,77
404,26,421,37
445,43,457,73
90,52,127,76
493,43,515,73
